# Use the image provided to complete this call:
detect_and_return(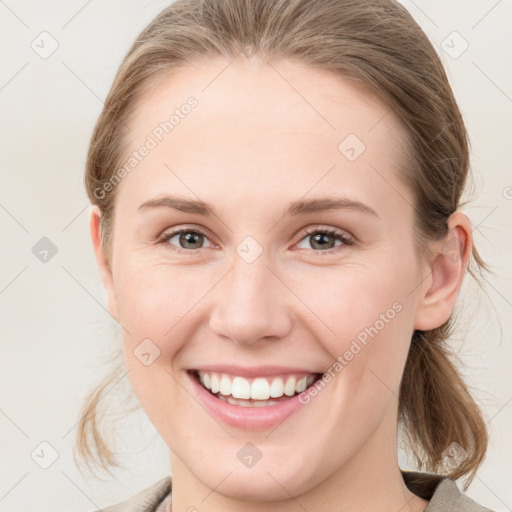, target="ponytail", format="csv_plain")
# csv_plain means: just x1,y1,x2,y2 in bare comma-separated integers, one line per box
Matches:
399,321,488,489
